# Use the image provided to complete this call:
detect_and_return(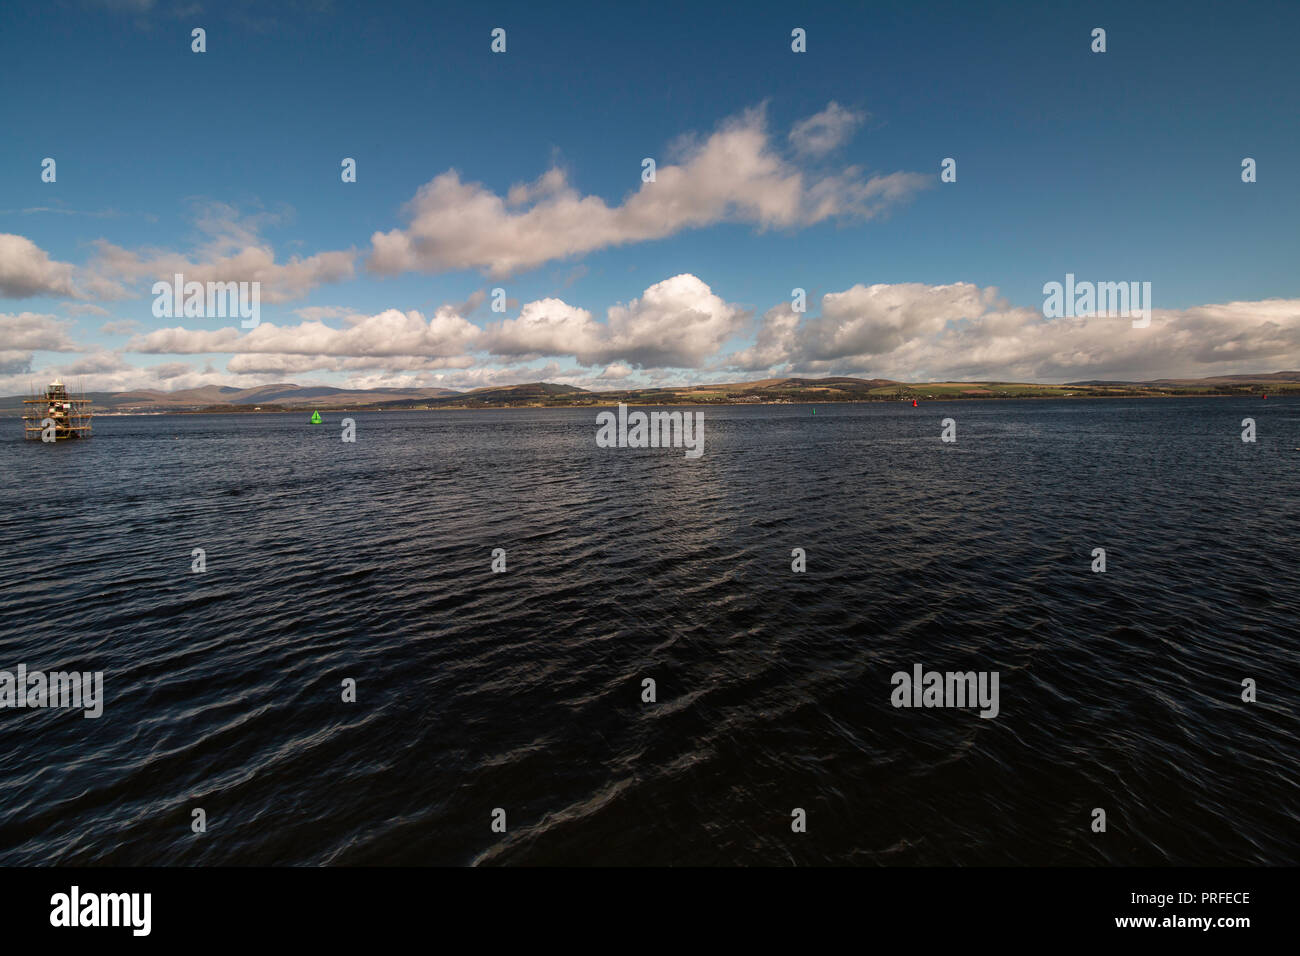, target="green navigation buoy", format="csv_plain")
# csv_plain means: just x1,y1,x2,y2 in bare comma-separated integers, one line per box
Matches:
310,410,322,424
812,408,816,415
